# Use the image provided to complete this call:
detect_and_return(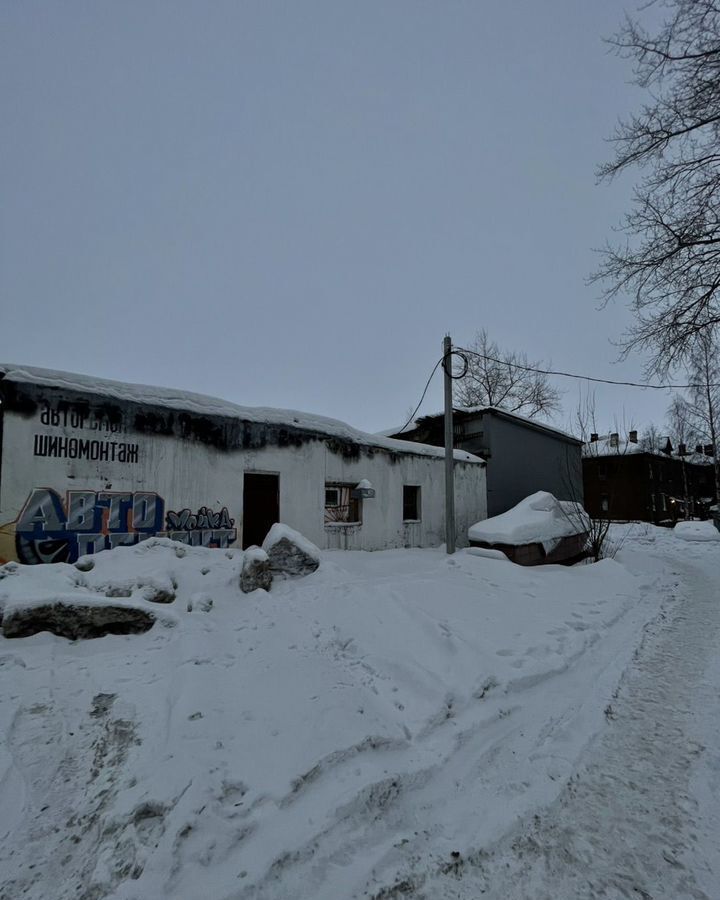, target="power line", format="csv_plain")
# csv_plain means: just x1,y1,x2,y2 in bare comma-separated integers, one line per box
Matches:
398,347,720,435
454,347,720,391
397,357,443,434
